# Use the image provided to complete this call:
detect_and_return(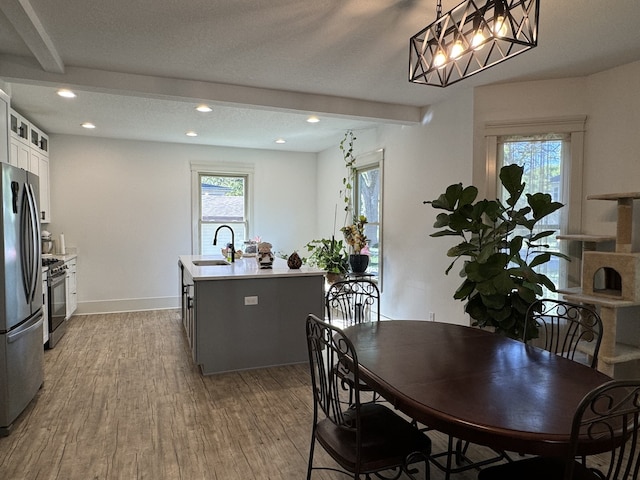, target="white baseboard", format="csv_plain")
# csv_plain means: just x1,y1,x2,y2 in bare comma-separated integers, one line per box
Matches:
76,296,179,315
